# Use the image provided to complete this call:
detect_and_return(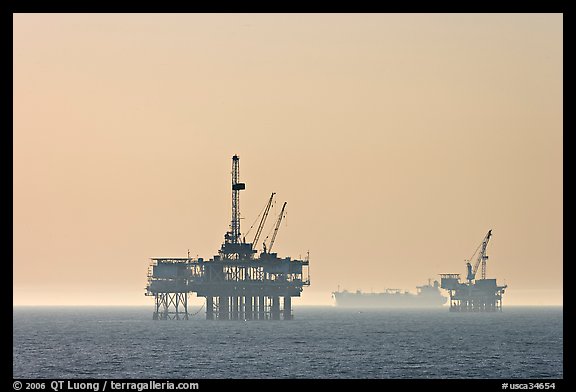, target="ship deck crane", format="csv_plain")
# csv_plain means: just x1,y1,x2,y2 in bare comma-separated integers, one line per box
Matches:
466,229,492,282
263,201,287,254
